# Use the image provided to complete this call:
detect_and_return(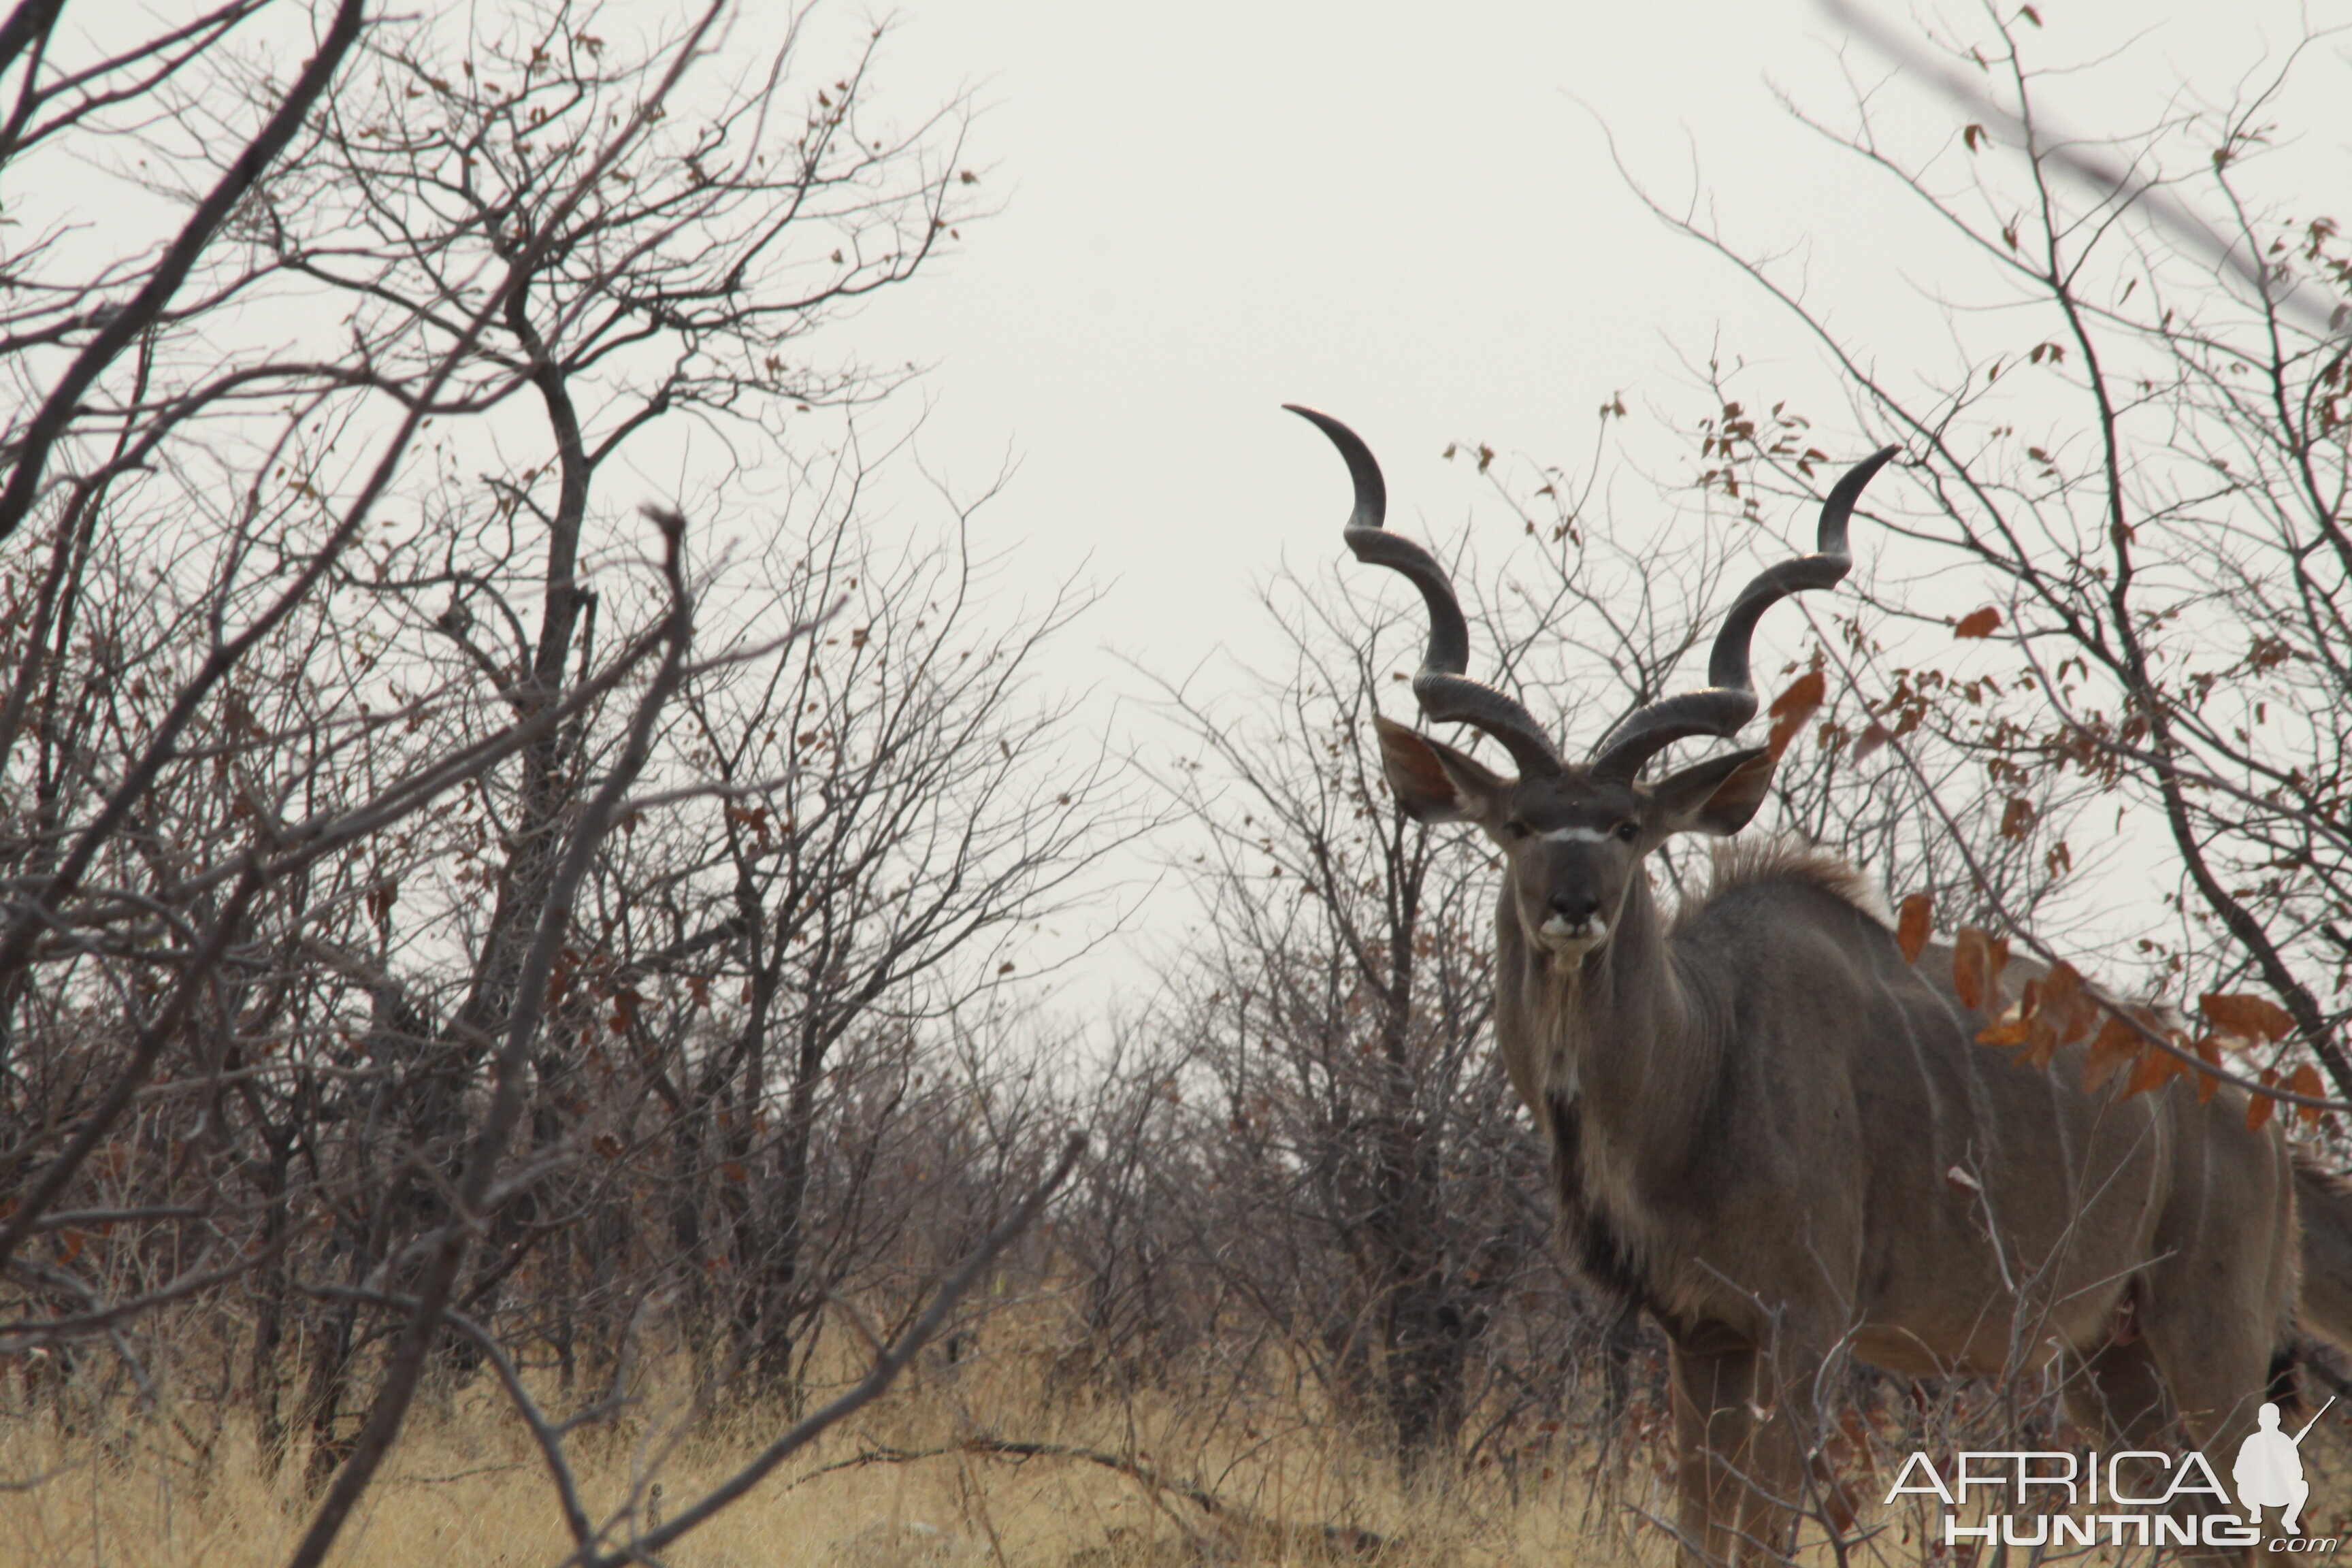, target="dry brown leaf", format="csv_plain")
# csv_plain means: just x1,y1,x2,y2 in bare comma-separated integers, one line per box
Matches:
1895,894,1932,964
2290,1064,2328,1128
2083,1011,2143,1094
2123,1039,2184,1100
2249,1071,2278,1132
1981,964,2081,1071
1976,1007,2031,1048
1838,1409,1876,1475
2029,962,2097,1062
1951,927,2008,1011
2193,1035,2223,1104
1767,672,1827,760
2200,992,2296,1042
1953,606,2002,638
